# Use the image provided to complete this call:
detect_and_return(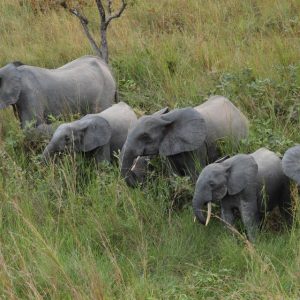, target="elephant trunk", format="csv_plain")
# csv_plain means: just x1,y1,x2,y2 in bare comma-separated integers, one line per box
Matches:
120,147,140,187
42,144,55,162
192,185,212,225
192,197,207,225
